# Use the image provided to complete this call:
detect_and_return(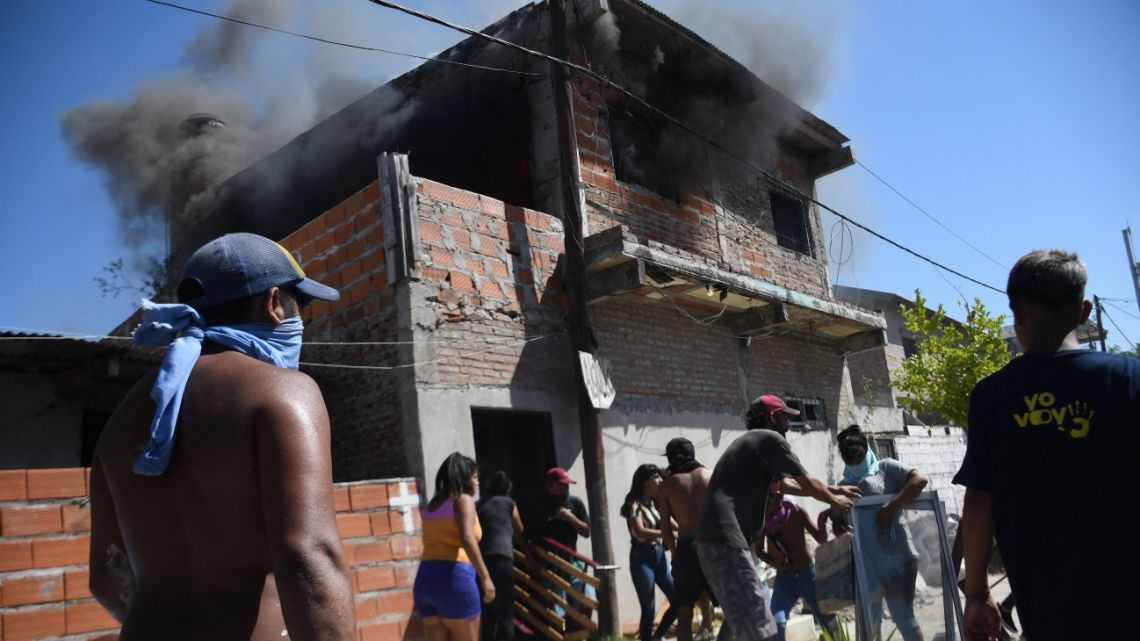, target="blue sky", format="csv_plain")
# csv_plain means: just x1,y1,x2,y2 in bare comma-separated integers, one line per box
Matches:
2,0,1138,347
